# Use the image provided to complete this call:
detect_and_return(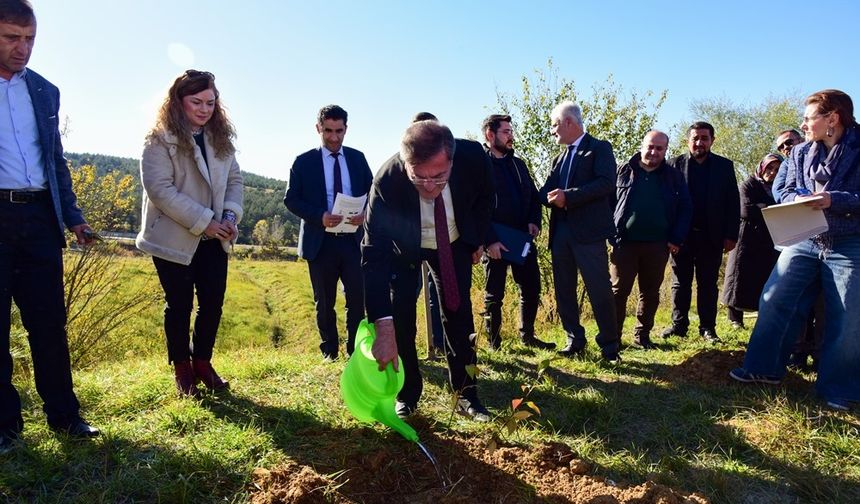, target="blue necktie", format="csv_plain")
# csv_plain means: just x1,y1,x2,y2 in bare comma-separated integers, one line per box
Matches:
559,145,575,189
